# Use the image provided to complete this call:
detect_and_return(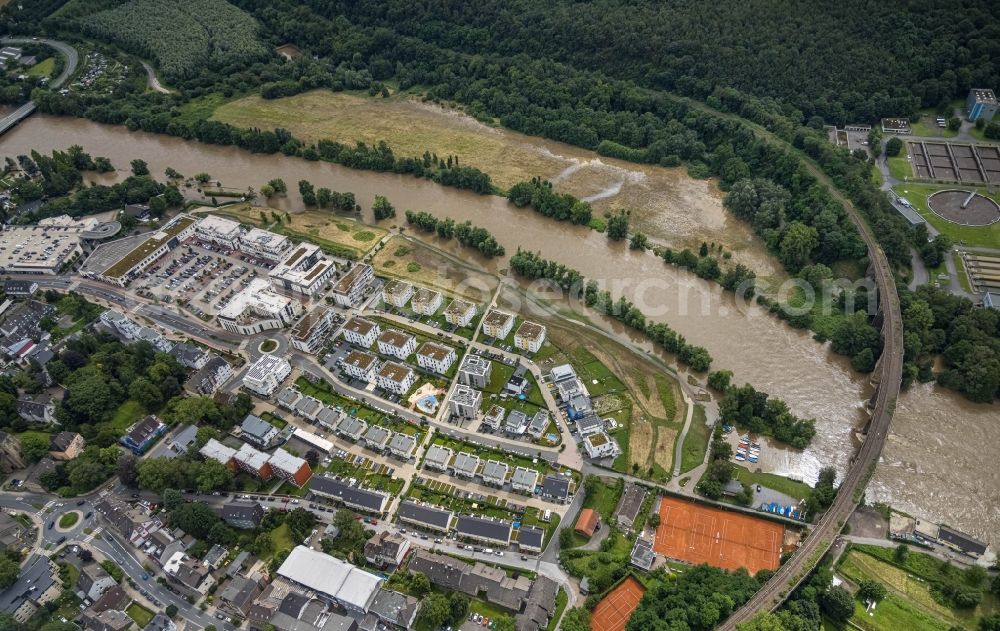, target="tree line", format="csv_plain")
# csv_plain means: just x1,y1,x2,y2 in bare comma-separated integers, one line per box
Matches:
509,249,711,371
404,209,506,257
